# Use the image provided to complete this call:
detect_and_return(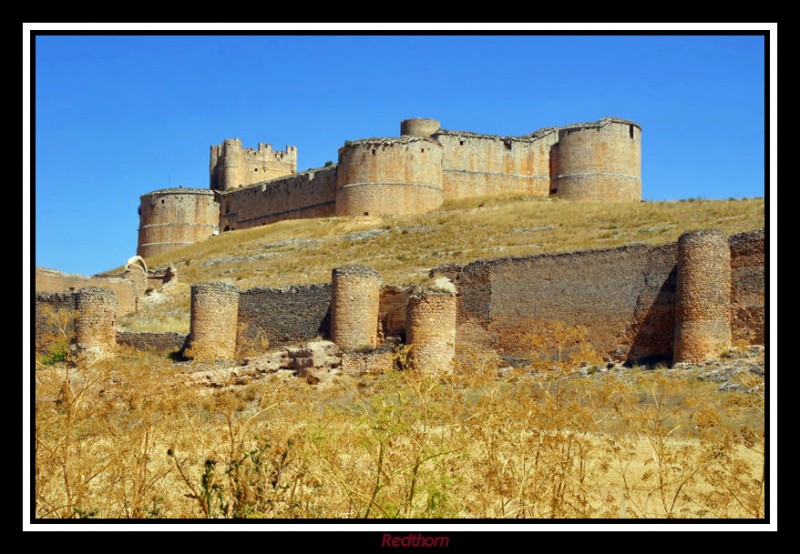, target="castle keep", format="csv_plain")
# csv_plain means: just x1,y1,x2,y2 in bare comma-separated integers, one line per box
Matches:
137,117,642,258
